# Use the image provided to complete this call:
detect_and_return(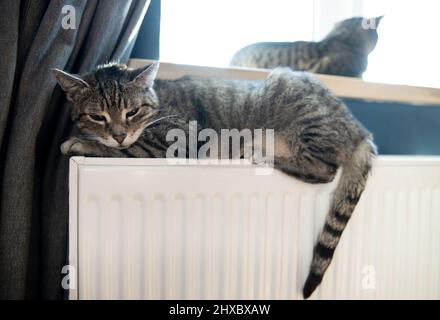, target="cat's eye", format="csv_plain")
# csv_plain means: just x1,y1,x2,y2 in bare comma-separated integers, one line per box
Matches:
89,114,106,122
126,108,140,118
